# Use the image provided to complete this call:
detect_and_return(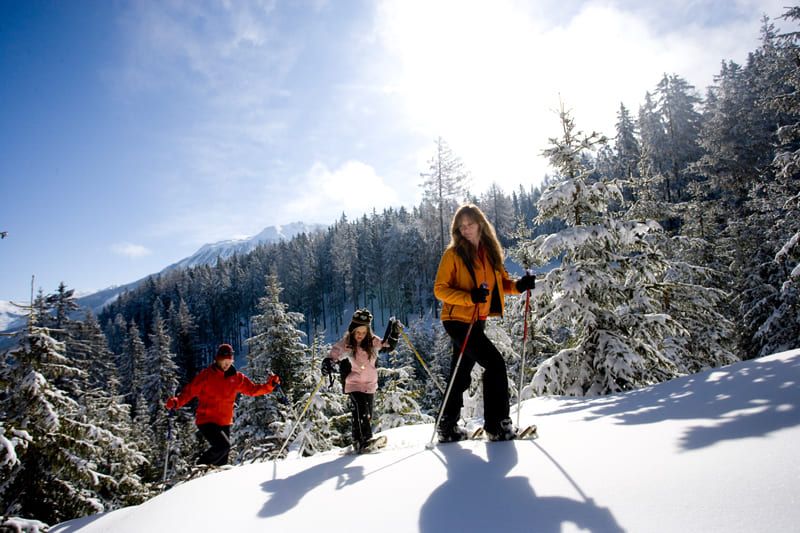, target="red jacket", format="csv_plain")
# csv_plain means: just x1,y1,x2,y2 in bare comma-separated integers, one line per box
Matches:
174,364,274,426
